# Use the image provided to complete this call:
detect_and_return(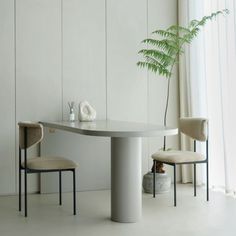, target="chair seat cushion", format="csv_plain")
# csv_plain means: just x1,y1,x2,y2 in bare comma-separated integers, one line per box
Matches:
22,156,78,170
152,150,205,164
